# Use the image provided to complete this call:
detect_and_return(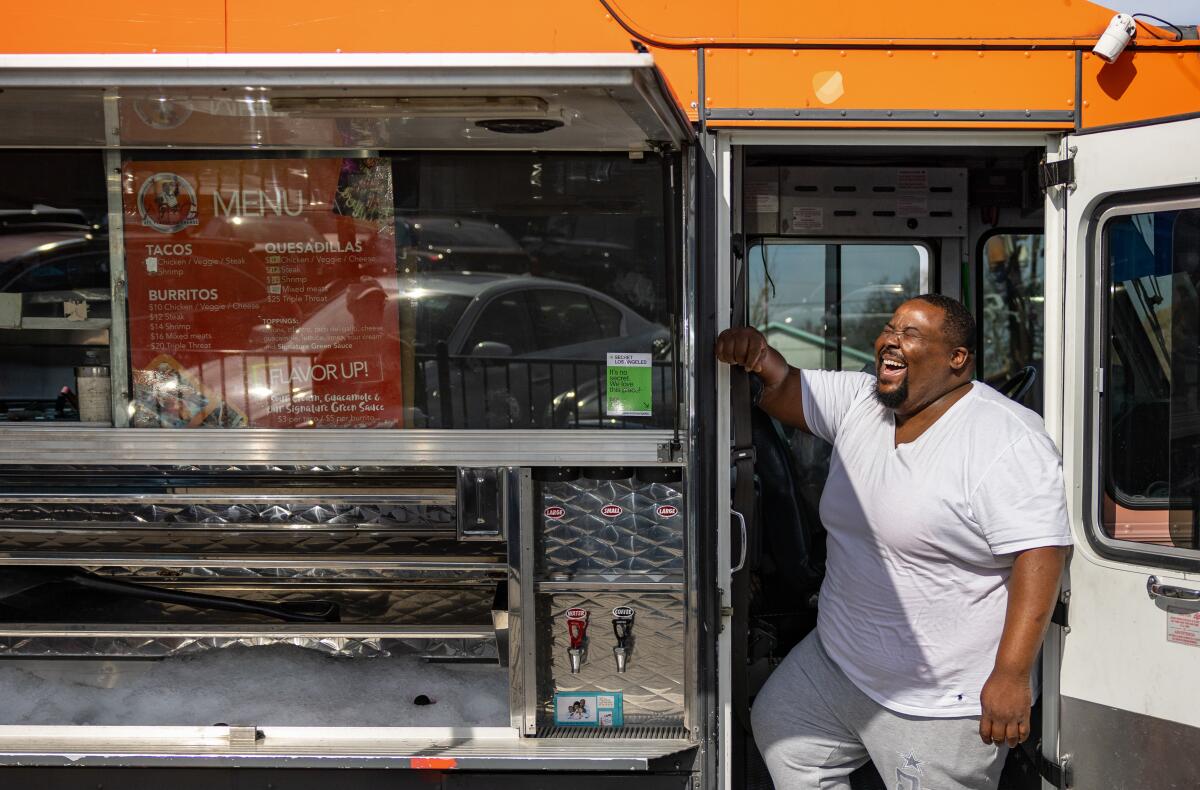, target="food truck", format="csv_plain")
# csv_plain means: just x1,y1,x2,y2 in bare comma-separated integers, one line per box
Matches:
0,1,1197,788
